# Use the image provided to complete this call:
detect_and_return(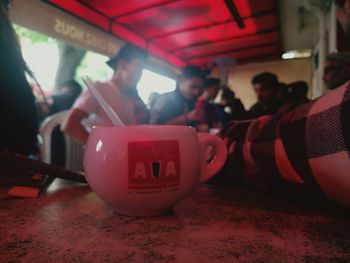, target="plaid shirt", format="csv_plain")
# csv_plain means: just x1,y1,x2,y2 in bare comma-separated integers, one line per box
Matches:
219,81,350,206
